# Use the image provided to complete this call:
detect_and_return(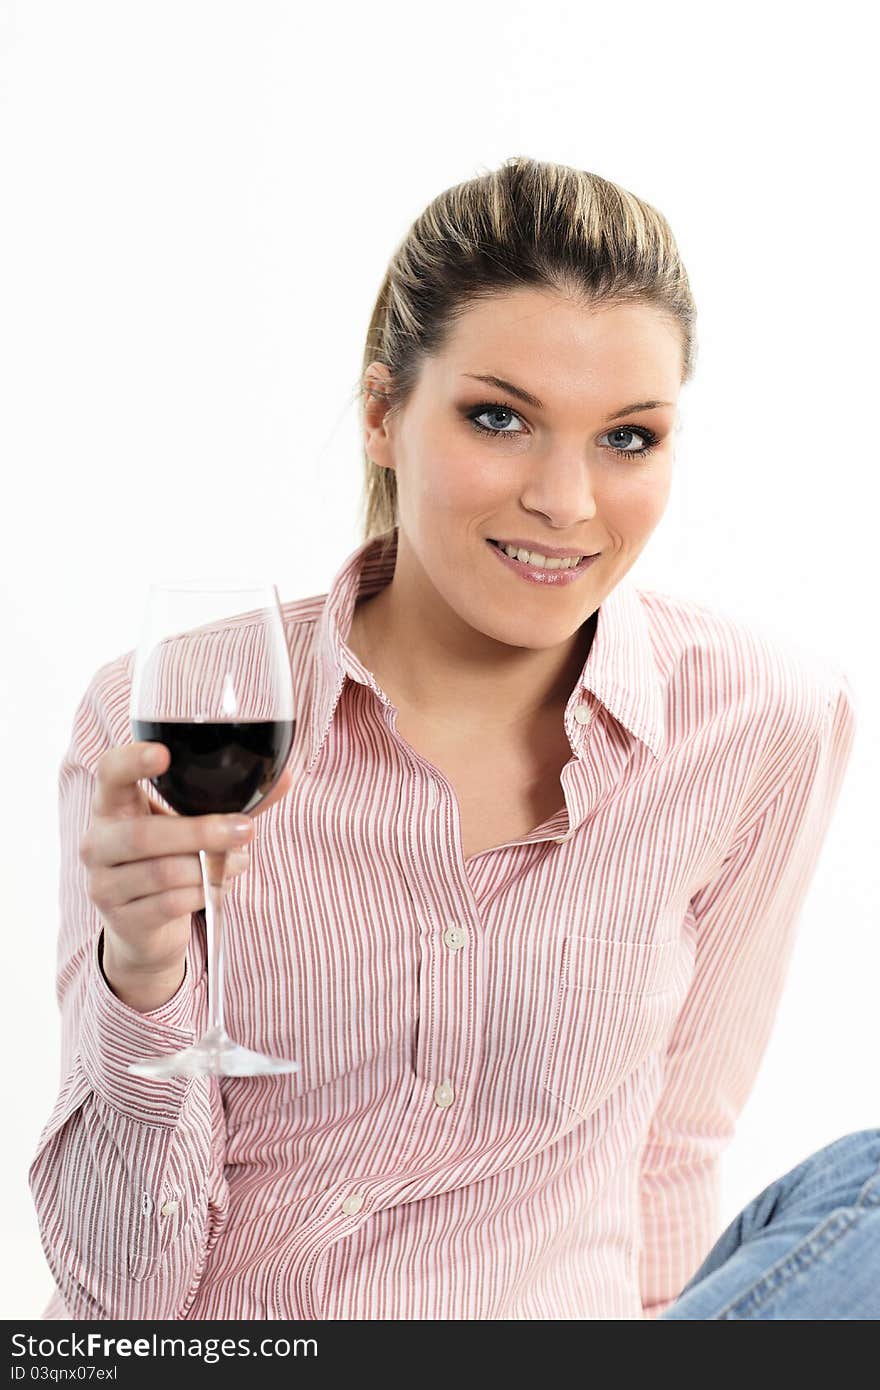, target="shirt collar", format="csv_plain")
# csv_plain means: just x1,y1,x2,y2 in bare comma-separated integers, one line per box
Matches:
304,527,665,775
